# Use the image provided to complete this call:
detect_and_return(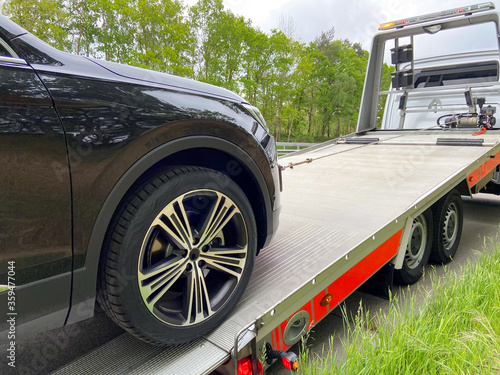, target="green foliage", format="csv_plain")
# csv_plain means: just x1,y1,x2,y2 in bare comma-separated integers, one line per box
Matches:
3,0,69,49
189,0,250,90
125,0,194,75
298,238,500,374
2,0,393,141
